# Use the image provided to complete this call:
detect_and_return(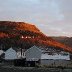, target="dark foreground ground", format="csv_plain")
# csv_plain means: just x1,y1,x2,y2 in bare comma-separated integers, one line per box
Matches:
0,65,72,72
